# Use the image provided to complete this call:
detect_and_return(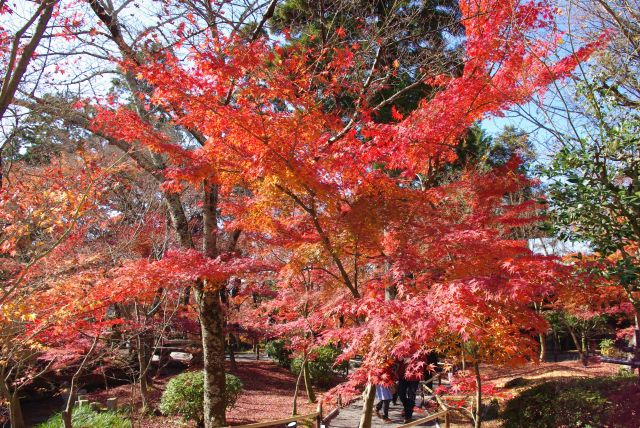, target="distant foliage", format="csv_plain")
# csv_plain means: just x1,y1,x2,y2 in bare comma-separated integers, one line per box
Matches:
291,346,346,386
36,406,131,428
160,371,243,426
265,340,292,368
